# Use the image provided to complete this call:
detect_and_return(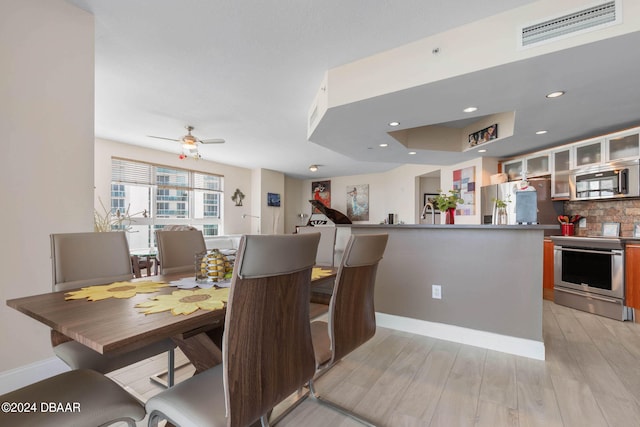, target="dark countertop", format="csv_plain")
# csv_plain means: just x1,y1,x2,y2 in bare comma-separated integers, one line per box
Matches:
550,235,640,244
340,224,558,230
